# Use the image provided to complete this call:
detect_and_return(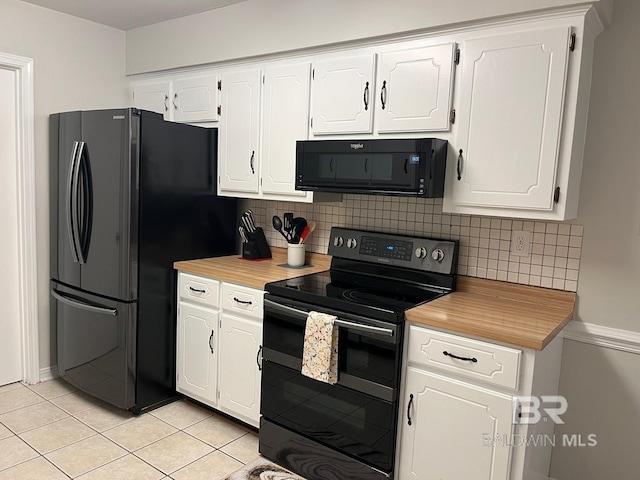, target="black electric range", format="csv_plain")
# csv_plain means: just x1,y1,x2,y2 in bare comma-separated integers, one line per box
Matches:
260,227,458,480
